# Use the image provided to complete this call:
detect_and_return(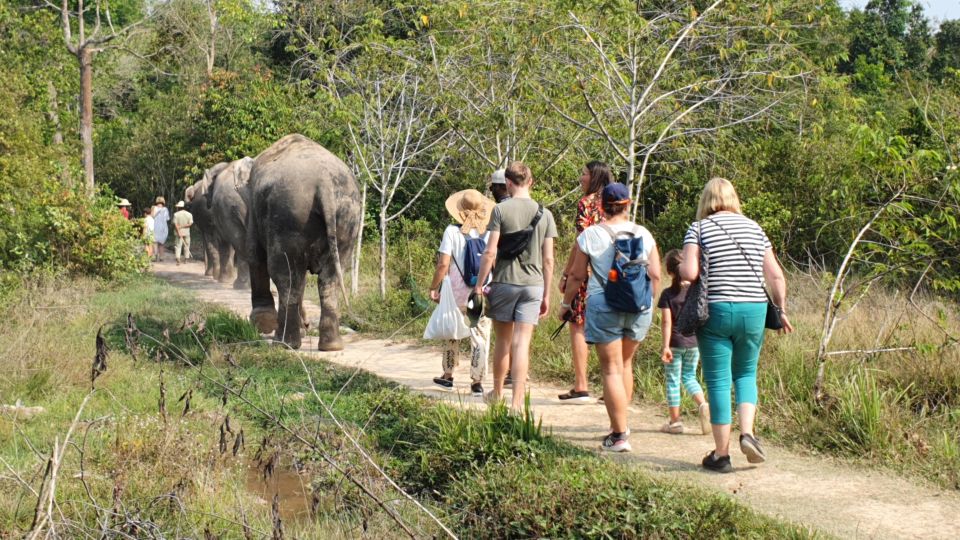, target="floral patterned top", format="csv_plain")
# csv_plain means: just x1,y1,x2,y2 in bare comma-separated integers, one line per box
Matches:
570,192,604,324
